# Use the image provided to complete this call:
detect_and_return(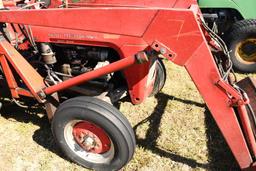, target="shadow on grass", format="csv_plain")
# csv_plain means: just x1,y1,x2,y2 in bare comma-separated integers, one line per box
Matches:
133,92,238,170
0,98,63,158
0,92,240,170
